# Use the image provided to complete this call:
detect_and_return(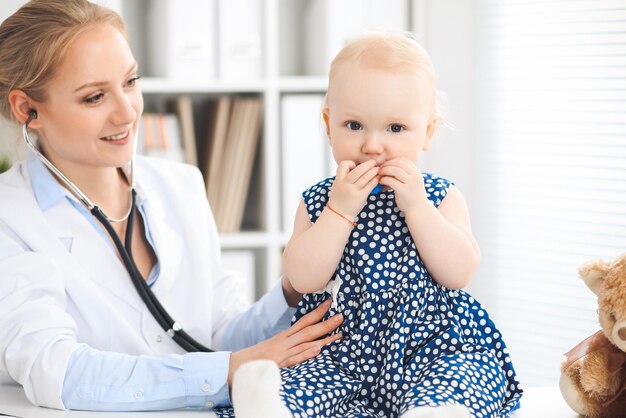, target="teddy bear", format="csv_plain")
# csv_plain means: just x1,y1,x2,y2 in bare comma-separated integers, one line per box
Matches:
559,253,626,418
